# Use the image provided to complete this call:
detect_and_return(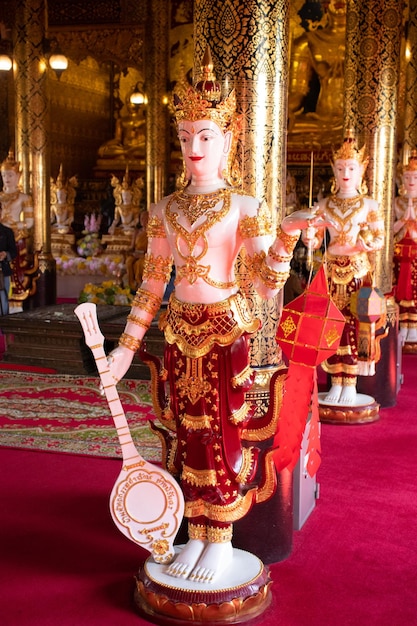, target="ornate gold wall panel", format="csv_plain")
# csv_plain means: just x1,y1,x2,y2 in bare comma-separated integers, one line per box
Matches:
194,0,290,368
403,0,417,159
49,58,110,178
14,0,50,255
145,0,169,205
51,27,144,72
344,0,404,294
